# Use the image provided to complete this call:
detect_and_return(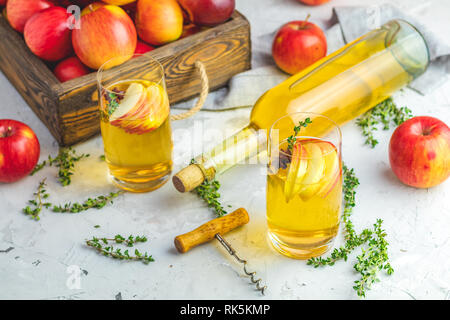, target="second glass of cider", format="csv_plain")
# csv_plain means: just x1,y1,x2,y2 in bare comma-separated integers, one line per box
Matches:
267,112,342,259
97,54,173,193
